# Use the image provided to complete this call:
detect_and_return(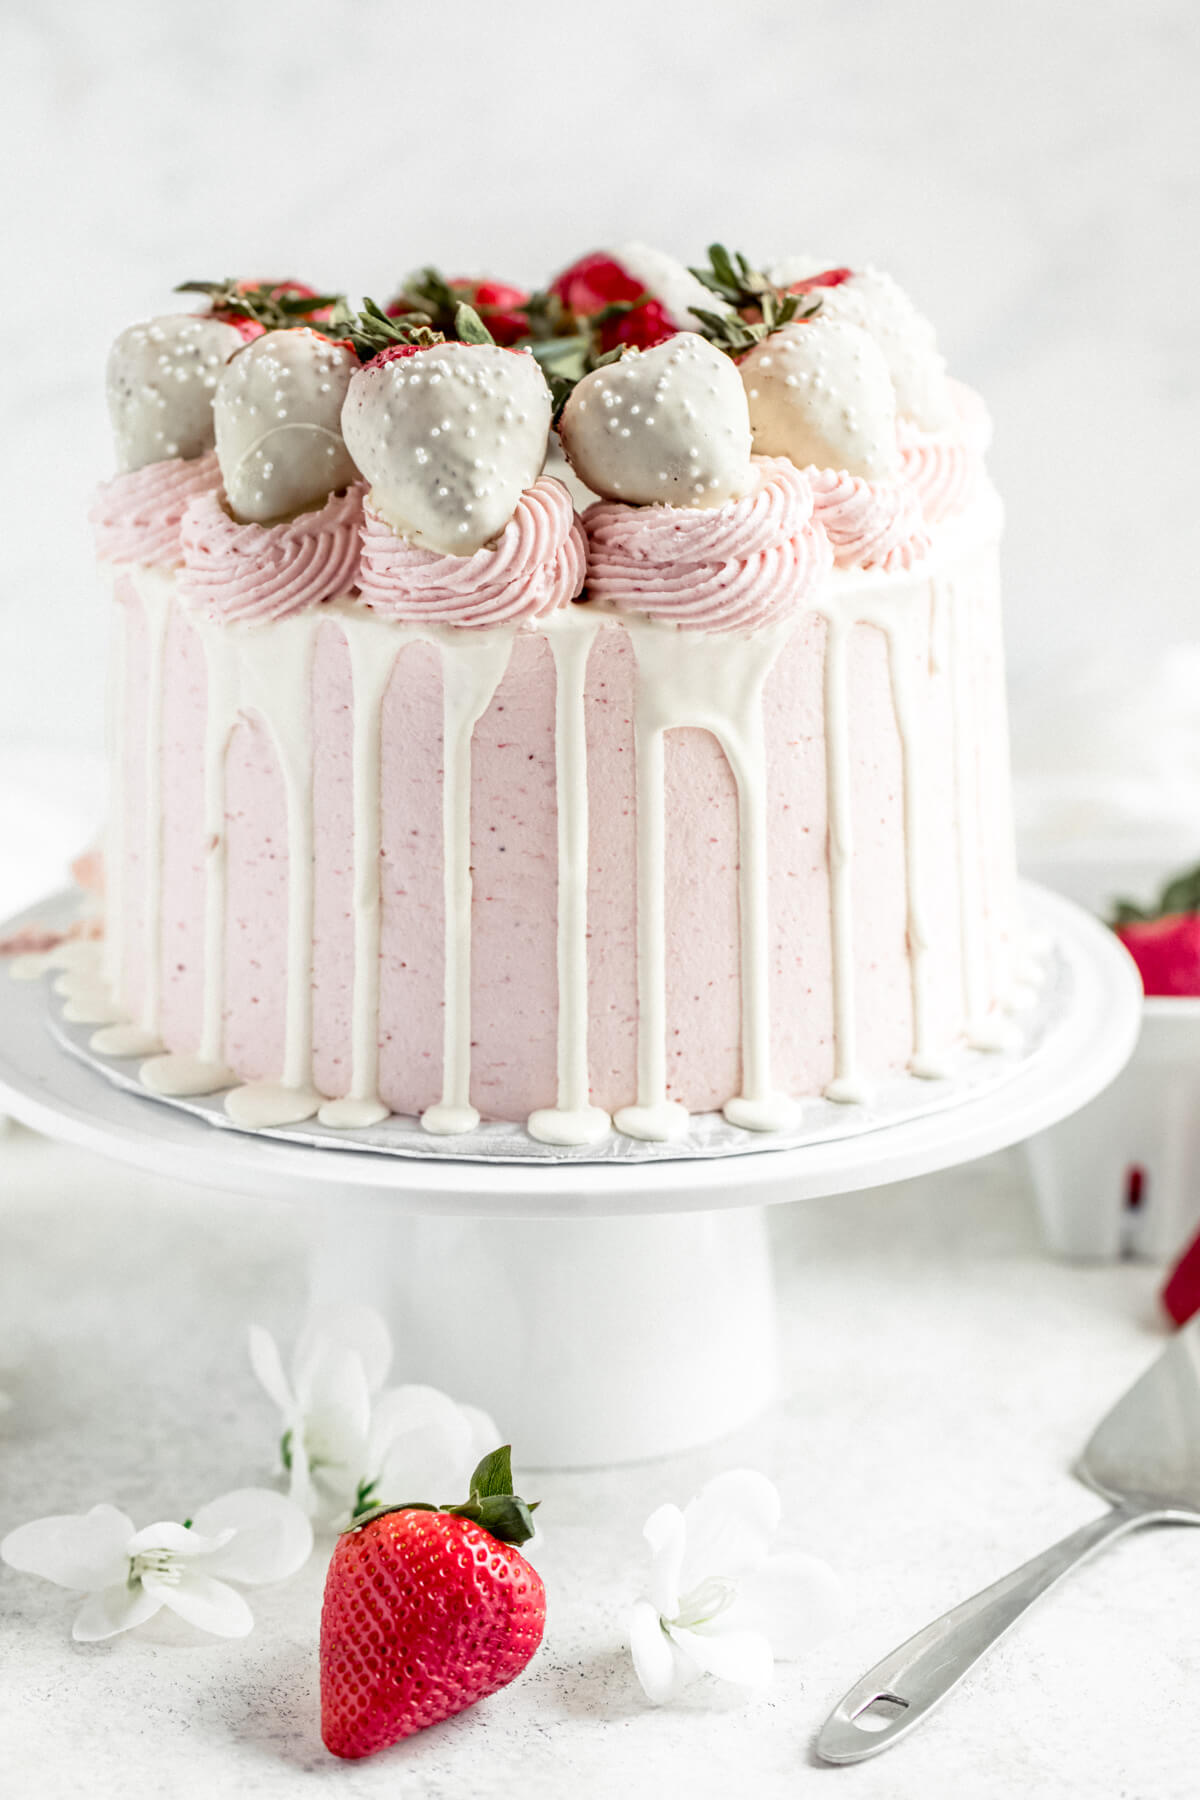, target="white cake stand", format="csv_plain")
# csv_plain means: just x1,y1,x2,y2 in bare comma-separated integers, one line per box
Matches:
0,885,1141,1467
